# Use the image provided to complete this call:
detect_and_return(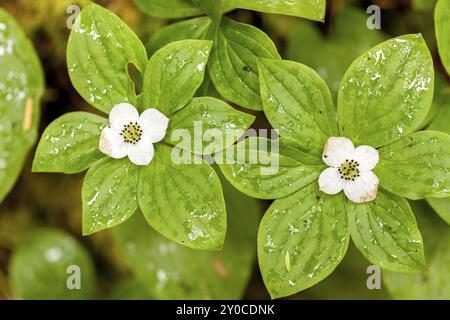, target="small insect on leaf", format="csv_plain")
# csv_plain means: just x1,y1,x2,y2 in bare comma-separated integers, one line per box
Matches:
285,251,291,272
22,98,34,132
